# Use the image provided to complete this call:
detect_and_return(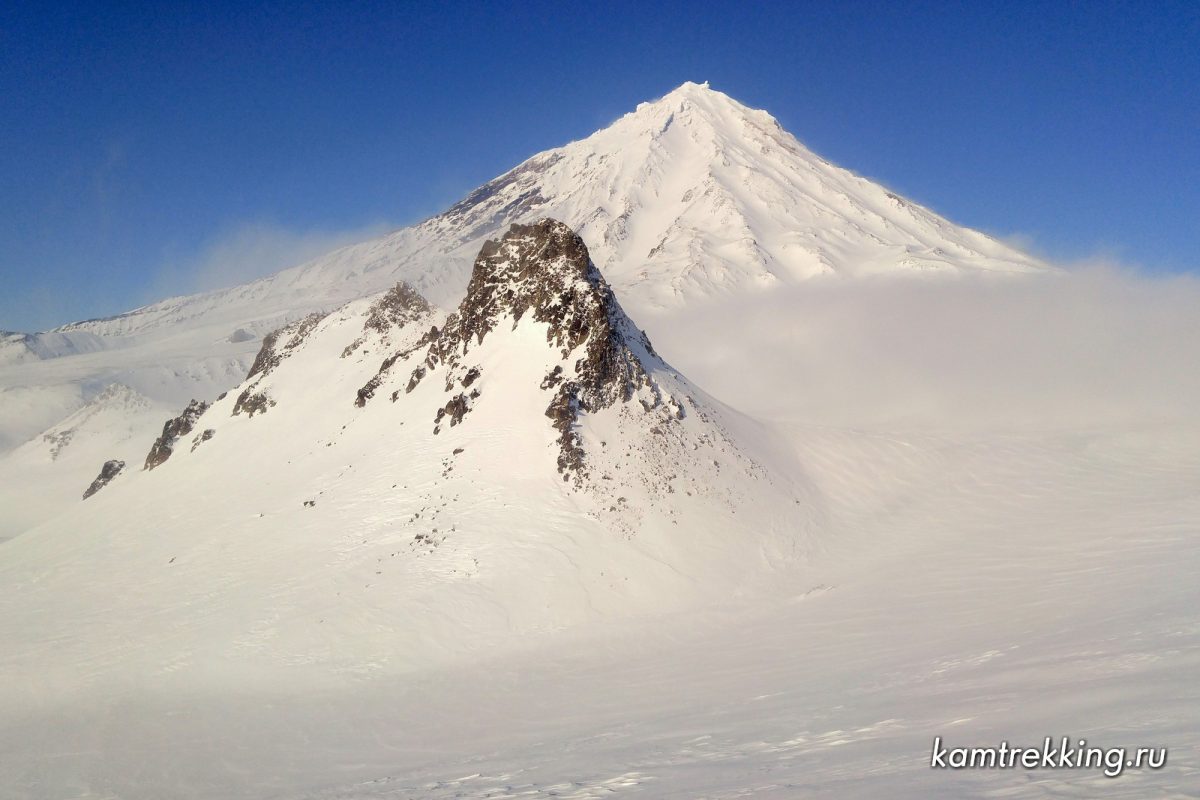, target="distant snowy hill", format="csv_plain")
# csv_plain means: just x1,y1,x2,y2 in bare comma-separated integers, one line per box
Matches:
0,82,1043,479
0,330,109,367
